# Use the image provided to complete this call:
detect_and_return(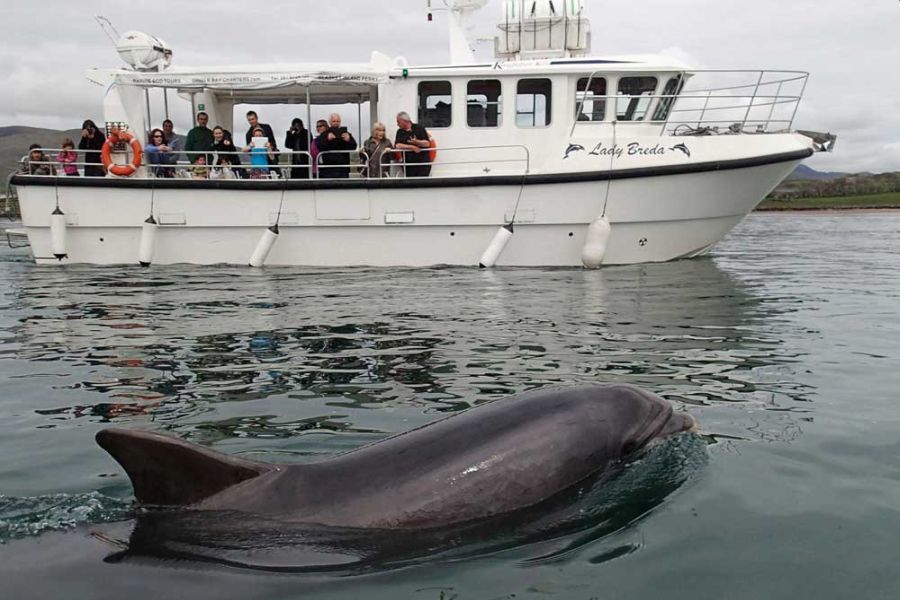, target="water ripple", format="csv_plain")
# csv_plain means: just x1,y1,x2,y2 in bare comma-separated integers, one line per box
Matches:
0,492,131,543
